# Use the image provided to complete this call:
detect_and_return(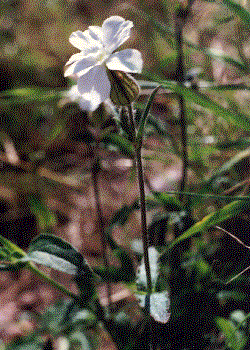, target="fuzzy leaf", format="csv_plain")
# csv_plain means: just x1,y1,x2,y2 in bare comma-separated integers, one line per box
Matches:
22,233,89,275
